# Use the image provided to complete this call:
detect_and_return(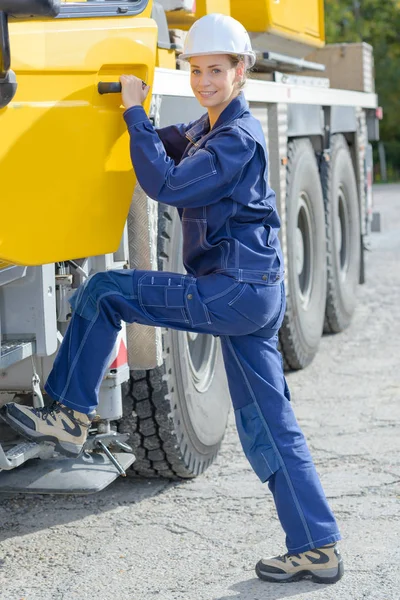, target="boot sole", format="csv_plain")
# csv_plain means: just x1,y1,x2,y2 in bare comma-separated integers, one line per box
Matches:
0,407,84,458
255,558,344,584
